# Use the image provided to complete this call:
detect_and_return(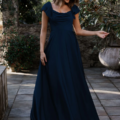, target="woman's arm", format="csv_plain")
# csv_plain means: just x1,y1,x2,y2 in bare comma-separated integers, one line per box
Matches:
73,13,109,39
40,11,48,53
40,11,48,66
